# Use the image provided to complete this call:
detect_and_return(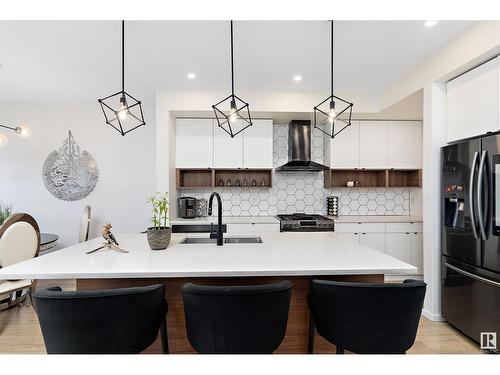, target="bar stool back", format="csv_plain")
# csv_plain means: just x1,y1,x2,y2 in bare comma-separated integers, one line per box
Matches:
33,284,169,354
308,279,426,354
182,280,292,353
